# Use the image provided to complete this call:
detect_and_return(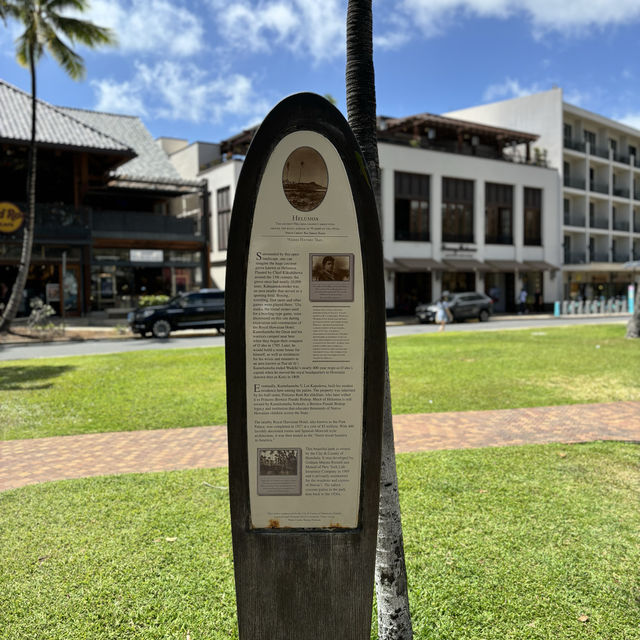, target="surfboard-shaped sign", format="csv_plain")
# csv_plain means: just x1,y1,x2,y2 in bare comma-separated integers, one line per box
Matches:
225,93,385,639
